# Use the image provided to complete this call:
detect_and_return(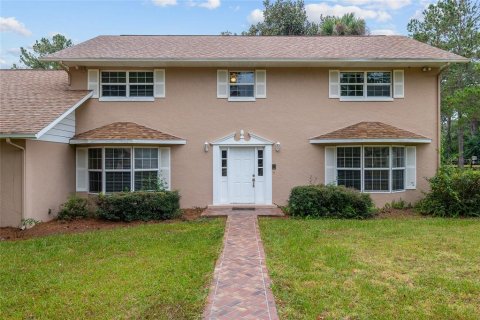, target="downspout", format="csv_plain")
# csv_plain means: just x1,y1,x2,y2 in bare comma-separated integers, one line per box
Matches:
5,138,25,222
436,63,449,169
